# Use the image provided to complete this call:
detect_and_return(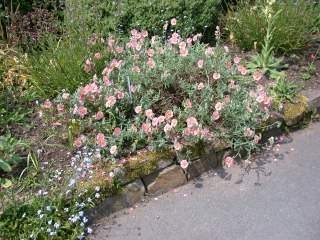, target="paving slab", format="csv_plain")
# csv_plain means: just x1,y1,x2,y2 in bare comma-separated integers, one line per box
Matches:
90,122,320,240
